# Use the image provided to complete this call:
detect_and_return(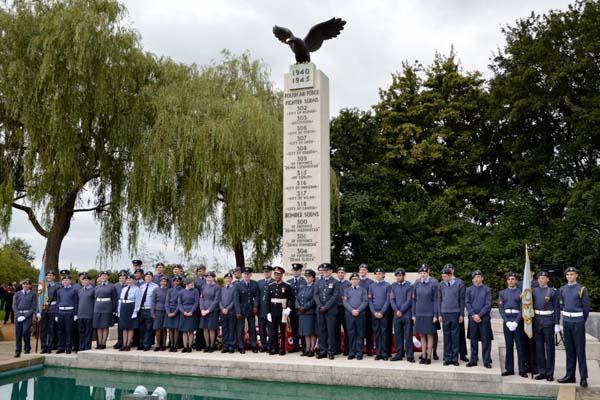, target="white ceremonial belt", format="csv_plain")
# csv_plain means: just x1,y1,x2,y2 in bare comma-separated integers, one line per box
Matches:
141,306,151,310
504,309,520,314
270,299,286,304
96,298,111,302
59,306,74,310
121,300,135,304
562,311,583,317
534,310,553,315
18,310,29,314
49,301,57,305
